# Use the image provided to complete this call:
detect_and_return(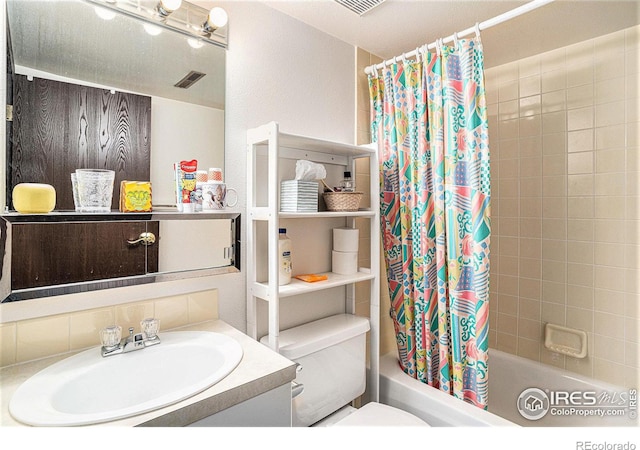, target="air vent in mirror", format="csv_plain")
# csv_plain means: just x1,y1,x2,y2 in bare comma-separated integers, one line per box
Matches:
174,71,206,89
